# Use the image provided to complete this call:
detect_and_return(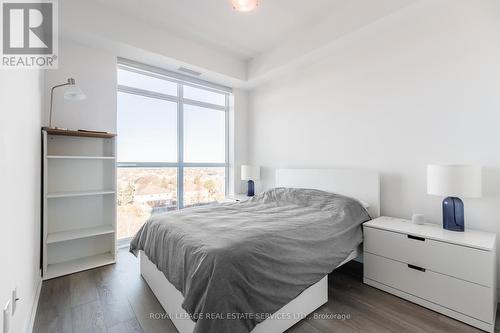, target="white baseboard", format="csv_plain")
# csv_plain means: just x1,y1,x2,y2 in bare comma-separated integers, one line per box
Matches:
24,276,42,333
